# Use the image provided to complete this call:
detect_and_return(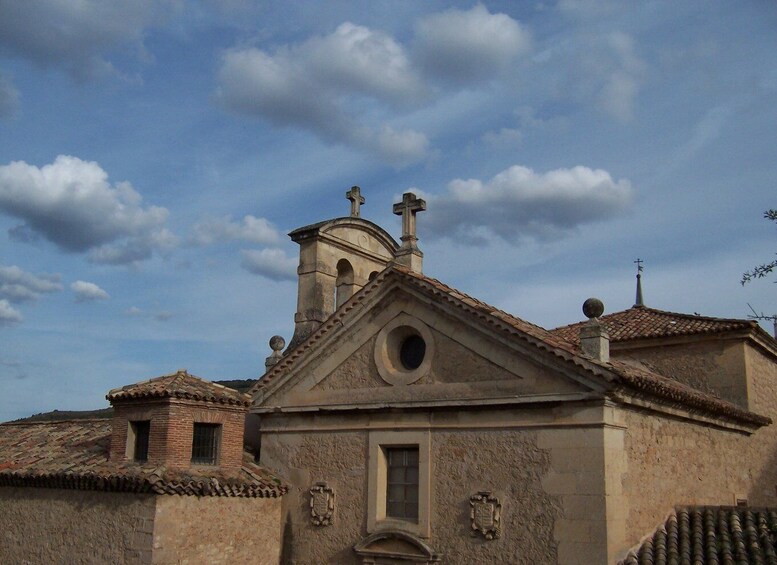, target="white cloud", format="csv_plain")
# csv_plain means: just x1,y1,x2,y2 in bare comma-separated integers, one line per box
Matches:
0,265,62,303
425,164,633,244
536,30,645,122
190,215,281,246
482,127,523,146
414,4,531,84
557,0,621,19
0,299,23,326
0,1,169,80
304,22,424,104
0,155,176,264
71,281,110,302
216,22,428,164
240,248,297,281
0,71,19,118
